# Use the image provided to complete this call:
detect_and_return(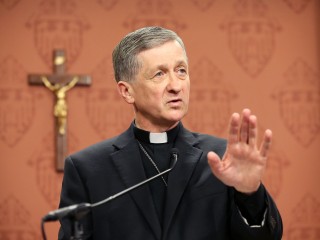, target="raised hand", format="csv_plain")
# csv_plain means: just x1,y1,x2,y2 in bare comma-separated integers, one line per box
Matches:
207,108,272,194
